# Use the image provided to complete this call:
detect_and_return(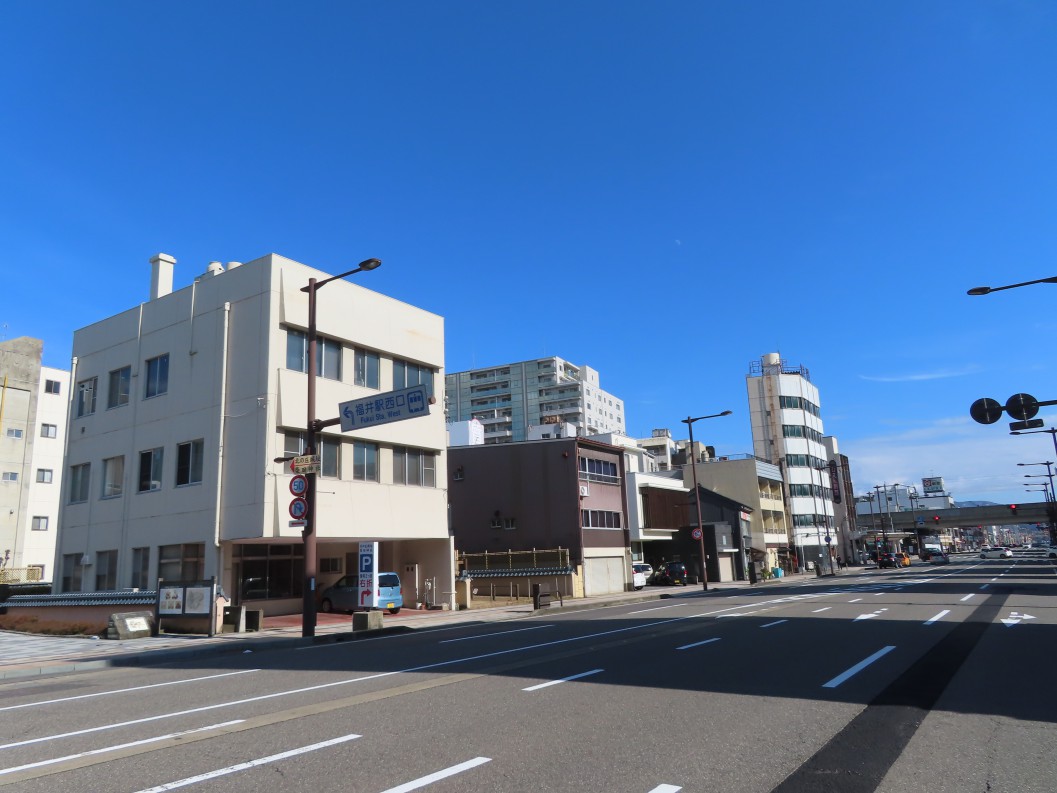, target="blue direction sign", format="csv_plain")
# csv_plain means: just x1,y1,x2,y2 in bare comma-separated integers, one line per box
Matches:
339,384,431,432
